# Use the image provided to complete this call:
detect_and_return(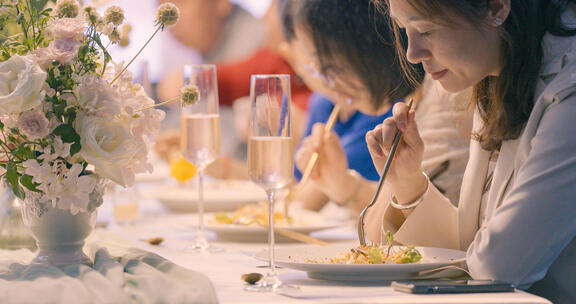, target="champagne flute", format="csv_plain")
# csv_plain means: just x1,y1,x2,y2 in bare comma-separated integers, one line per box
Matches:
180,64,221,253
246,74,297,292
